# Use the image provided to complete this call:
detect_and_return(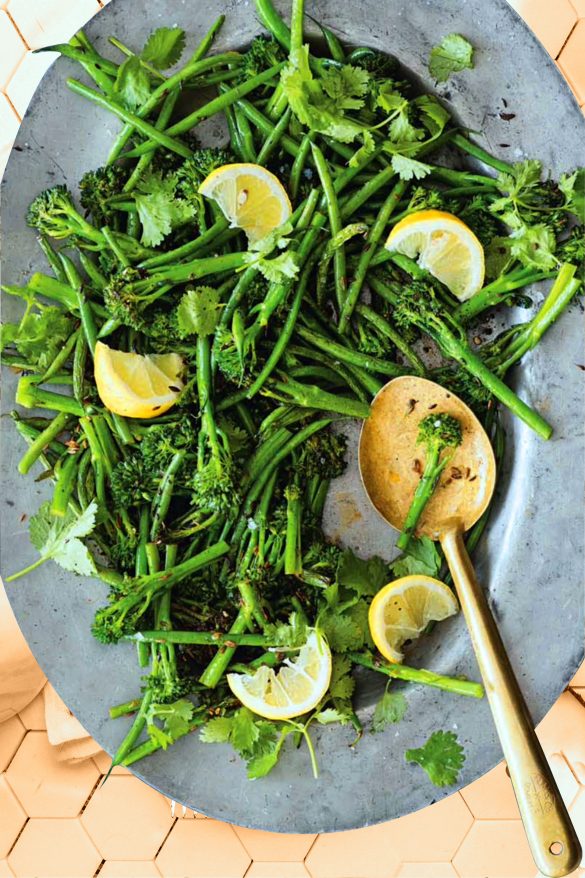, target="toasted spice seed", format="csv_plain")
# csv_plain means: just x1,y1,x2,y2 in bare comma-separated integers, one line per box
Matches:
20,513,27,523
473,336,482,345
499,112,516,121
577,364,585,371
211,631,221,641
428,403,438,410
224,640,237,648
469,475,477,482
407,398,418,414
413,458,423,475
168,385,181,392
465,467,471,479
451,466,463,479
